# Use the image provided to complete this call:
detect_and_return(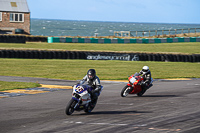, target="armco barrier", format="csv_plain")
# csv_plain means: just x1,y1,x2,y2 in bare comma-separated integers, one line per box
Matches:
48,37,200,43
0,49,199,62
